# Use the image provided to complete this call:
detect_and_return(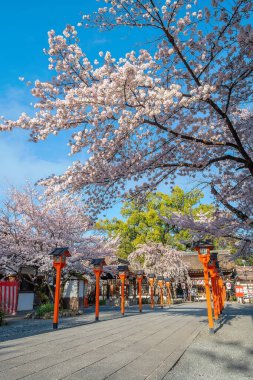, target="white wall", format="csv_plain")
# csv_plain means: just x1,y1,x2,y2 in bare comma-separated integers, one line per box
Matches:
78,281,84,298
63,280,78,298
17,292,34,311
